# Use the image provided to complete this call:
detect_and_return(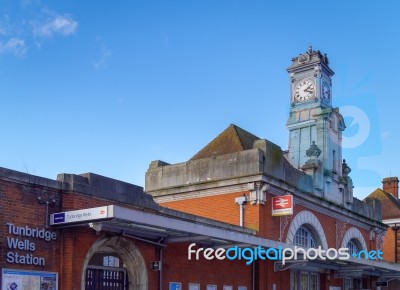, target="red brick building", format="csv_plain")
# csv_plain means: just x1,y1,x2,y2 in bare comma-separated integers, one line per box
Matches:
2,48,400,290
145,48,400,290
1,168,255,290
367,177,400,263
366,177,400,289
